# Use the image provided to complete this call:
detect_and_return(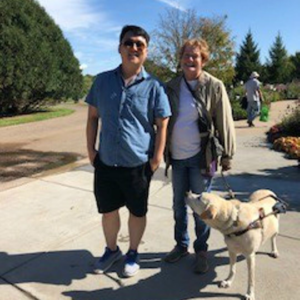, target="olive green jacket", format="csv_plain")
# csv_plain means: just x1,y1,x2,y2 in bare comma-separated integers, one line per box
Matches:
165,71,236,175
